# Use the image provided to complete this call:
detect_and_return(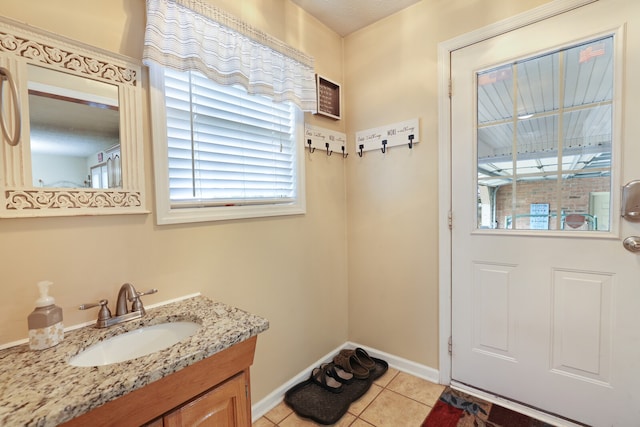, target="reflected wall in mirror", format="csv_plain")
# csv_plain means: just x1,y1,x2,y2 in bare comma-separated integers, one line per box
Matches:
0,16,146,217
28,65,121,189
476,36,613,232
